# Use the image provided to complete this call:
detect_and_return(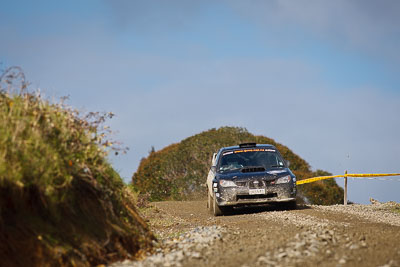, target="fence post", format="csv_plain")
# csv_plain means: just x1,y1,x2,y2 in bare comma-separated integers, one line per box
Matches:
344,170,348,205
